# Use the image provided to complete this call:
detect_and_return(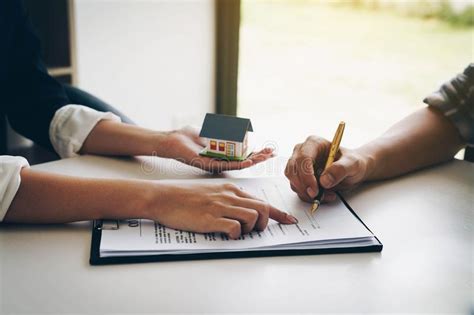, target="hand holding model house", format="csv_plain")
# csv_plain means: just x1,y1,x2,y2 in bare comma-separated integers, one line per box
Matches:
155,114,272,173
